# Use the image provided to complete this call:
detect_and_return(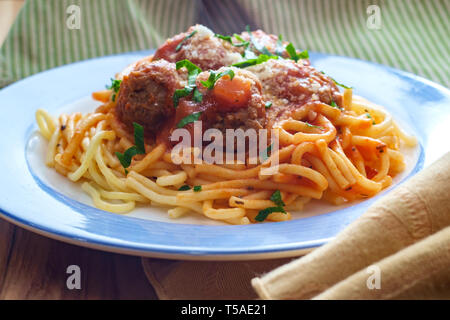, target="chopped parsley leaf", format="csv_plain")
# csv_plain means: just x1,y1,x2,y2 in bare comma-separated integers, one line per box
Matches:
192,87,203,102
107,78,122,92
193,185,202,192
265,101,272,109
201,69,235,89
115,122,146,173
365,112,376,125
270,190,286,207
232,34,250,47
255,207,285,222
173,87,194,108
255,190,287,222
330,99,339,109
173,59,203,107
232,53,278,68
107,78,122,102
305,122,324,129
176,59,202,78
178,185,191,191
215,33,249,48
176,111,202,128
331,77,353,89
175,30,197,52
285,43,309,62
215,33,233,43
